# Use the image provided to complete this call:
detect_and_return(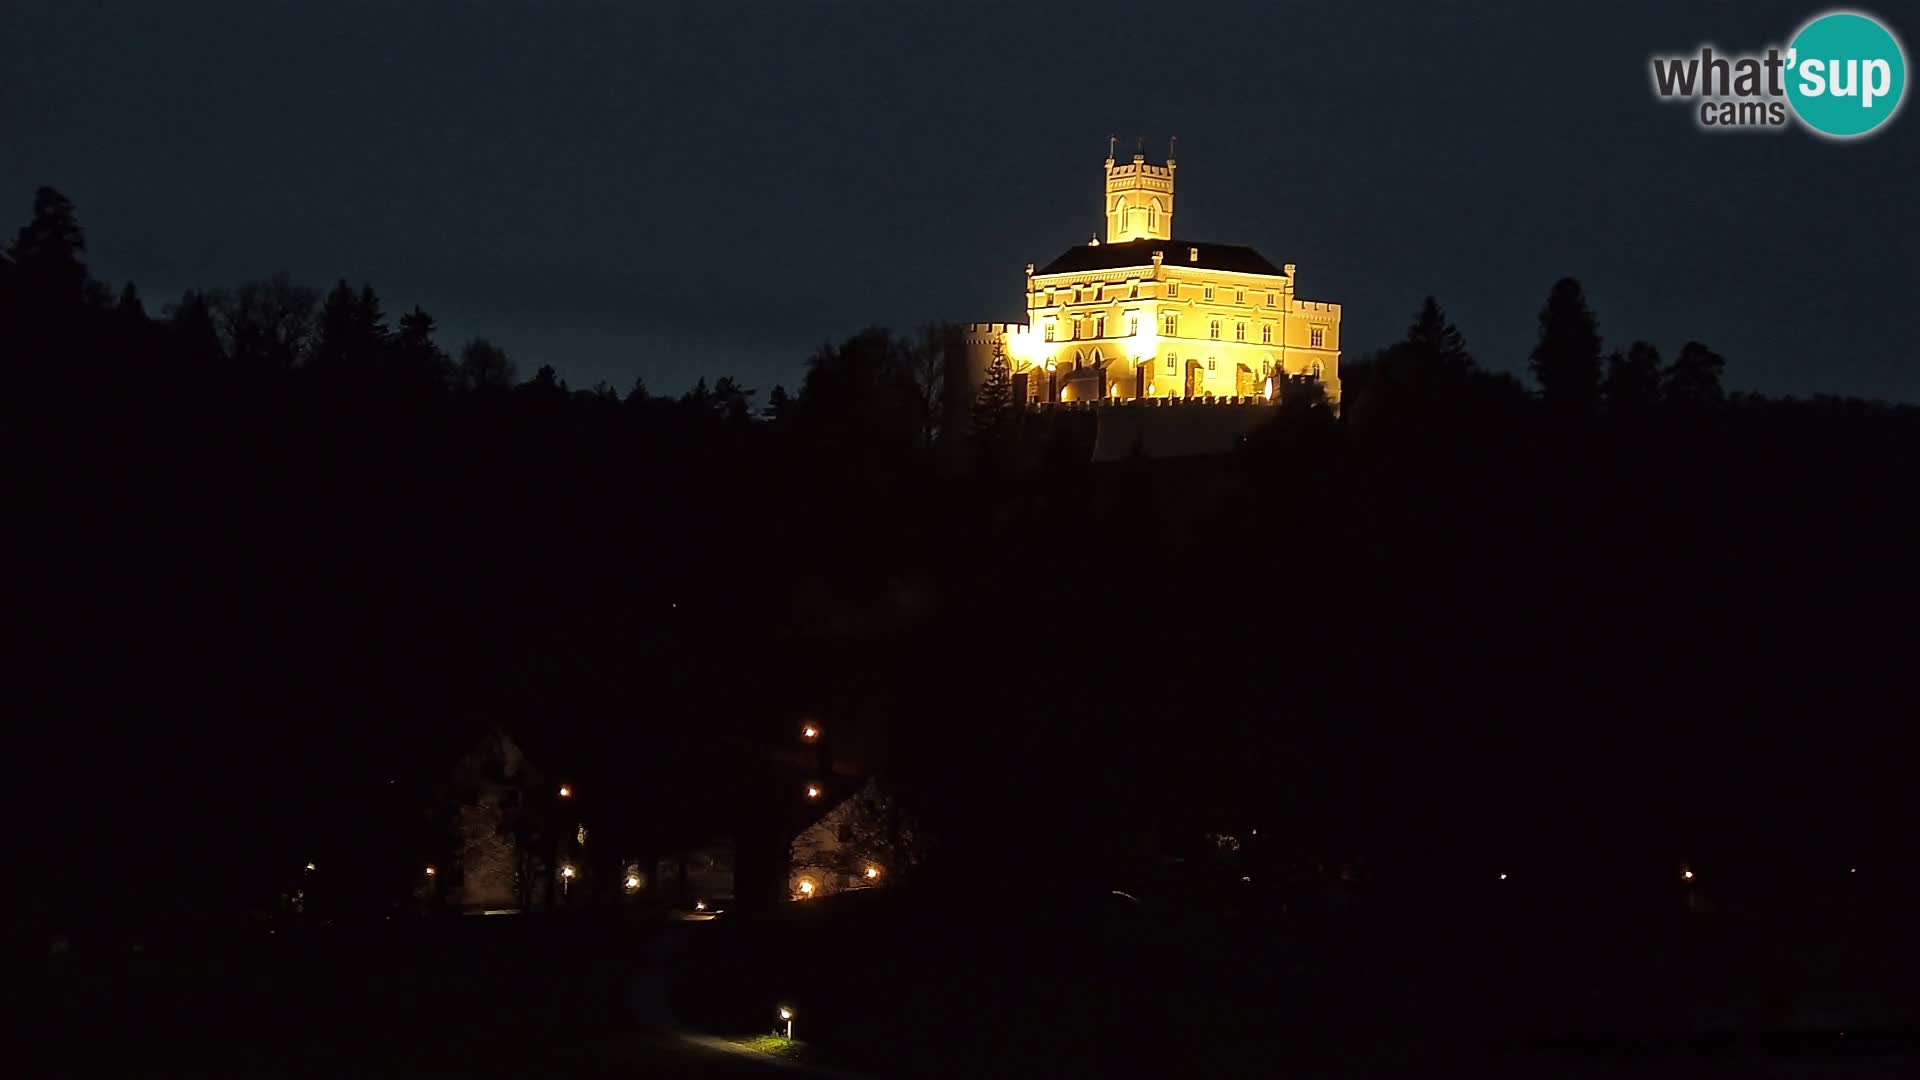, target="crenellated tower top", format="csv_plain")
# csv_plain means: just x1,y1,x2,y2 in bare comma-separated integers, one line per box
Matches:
1102,137,1175,243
